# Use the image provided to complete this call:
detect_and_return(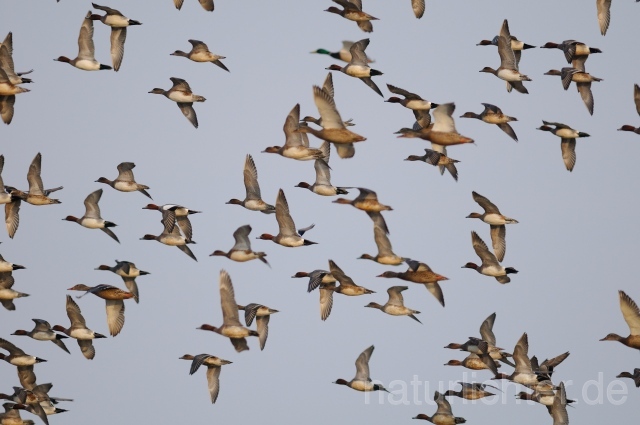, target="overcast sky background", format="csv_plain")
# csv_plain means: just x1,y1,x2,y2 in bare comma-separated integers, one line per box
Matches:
1,0,640,424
